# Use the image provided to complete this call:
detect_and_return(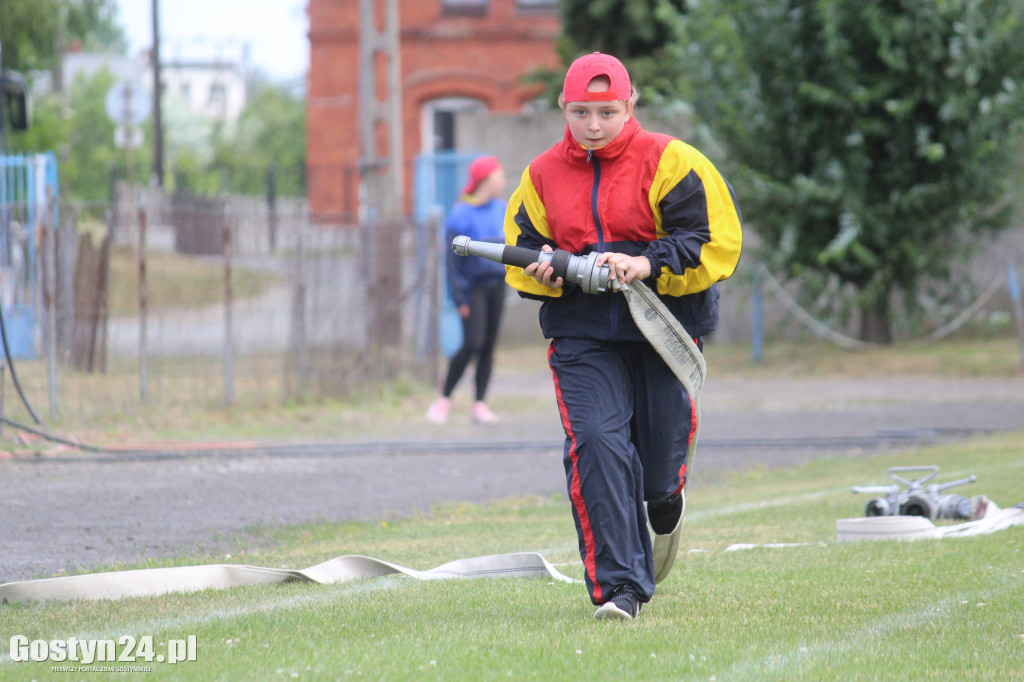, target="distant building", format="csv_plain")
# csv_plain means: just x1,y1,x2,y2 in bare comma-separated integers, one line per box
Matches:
306,0,562,222
158,56,249,123
60,52,146,89
45,48,249,125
